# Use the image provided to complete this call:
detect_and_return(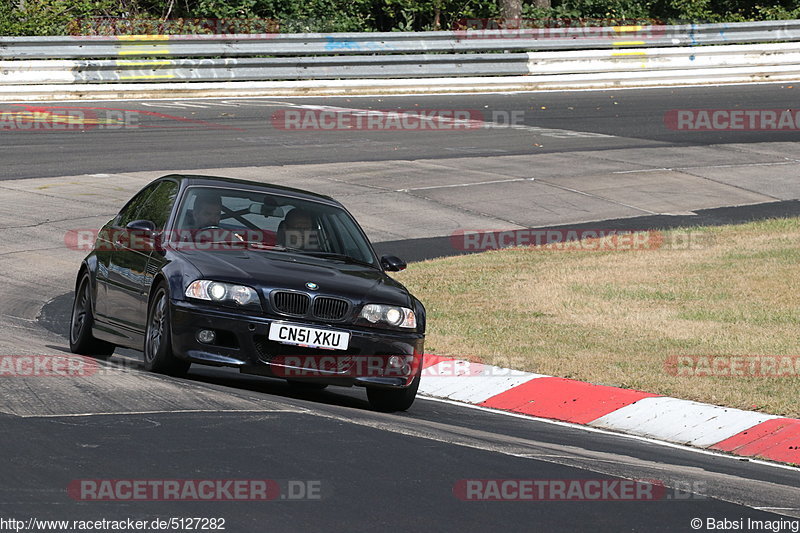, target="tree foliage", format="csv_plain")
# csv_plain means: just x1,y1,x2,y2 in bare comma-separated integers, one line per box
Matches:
0,0,796,35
